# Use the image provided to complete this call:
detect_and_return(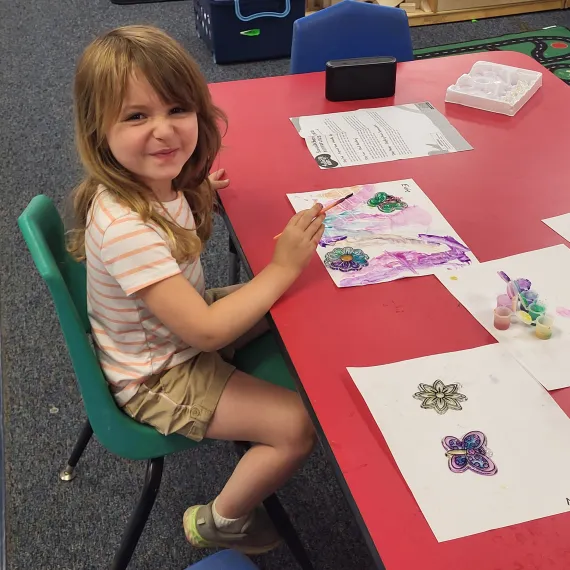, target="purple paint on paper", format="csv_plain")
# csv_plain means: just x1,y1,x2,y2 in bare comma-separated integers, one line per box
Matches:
338,234,471,287
389,206,432,227
556,307,570,318
319,235,347,247
308,184,473,287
